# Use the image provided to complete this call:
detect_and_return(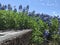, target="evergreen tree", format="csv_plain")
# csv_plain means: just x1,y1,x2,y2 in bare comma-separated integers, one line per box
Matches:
19,5,22,12
26,5,29,12
8,4,12,10
13,6,17,12
22,7,26,12
1,5,5,10
4,5,7,9
32,10,35,16
0,3,1,10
